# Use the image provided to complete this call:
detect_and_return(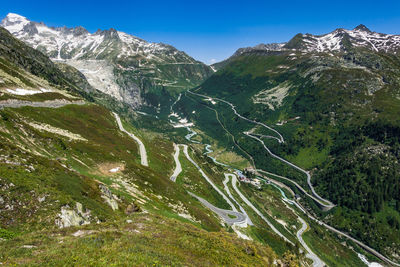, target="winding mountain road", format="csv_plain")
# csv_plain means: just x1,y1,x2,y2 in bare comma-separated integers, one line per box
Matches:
173,144,250,228
256,169,333,210
245,132,334,208
305,212,400,267
223,174,253,225
187,191,247,226
169,97,252,228
188,90,284,143
113,112,148,167
188,89,334,210
231,173,294,245
267,173,398,267
170,143,182,182
182,144,238,212
296,217,326,267
185,90,400,266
